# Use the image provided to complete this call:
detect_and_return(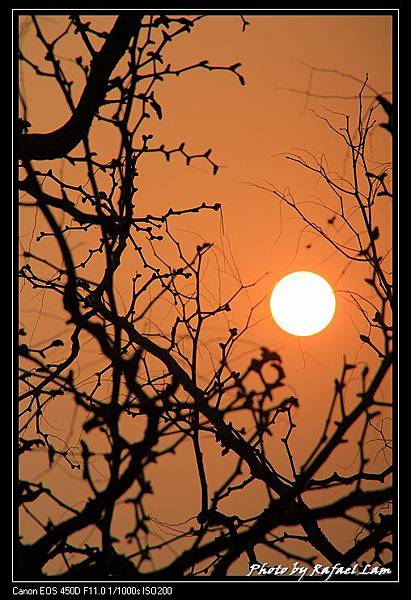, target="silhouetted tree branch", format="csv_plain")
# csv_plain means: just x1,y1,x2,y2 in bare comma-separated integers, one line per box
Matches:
18,16,393,580
19,15,143,160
